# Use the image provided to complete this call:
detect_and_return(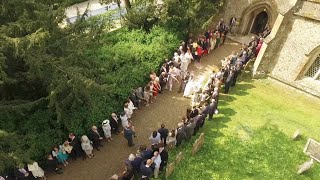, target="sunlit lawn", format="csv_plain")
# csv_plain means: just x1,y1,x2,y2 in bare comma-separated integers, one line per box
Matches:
167,78,320,180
